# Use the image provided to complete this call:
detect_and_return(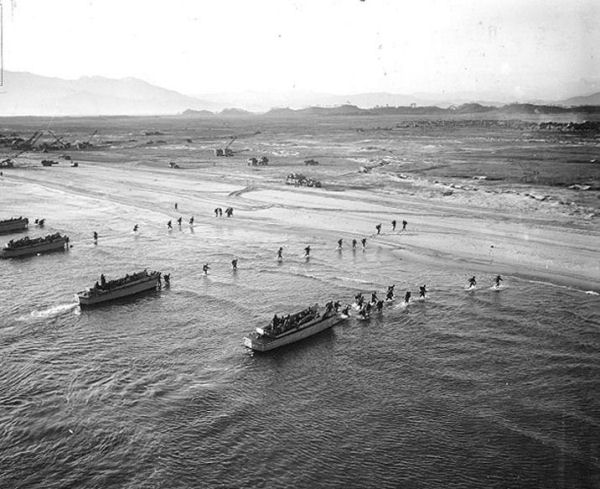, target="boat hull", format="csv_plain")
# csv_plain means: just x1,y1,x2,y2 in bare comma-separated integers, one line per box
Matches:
78,276,160,306
244,314,344,352
0,238,68,258
0,219,29,235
